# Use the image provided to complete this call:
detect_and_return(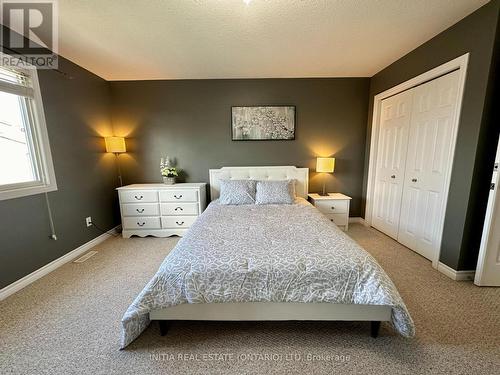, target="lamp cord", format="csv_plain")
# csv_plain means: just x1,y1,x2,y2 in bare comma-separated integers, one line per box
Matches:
91,220,120,237
44,192,57,240
115,153,123,187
